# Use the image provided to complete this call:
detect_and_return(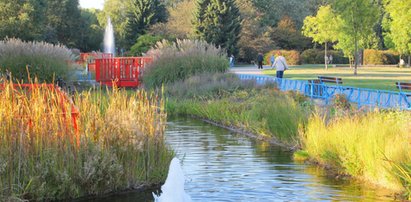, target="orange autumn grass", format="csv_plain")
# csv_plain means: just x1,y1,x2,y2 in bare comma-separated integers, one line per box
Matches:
0,79,173,200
